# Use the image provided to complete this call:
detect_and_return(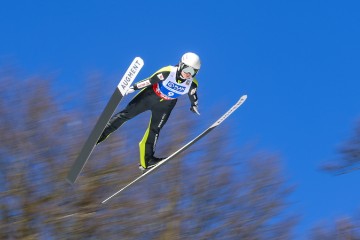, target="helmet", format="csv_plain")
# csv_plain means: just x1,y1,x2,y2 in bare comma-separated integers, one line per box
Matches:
181,52,201,70
178,52,201,79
